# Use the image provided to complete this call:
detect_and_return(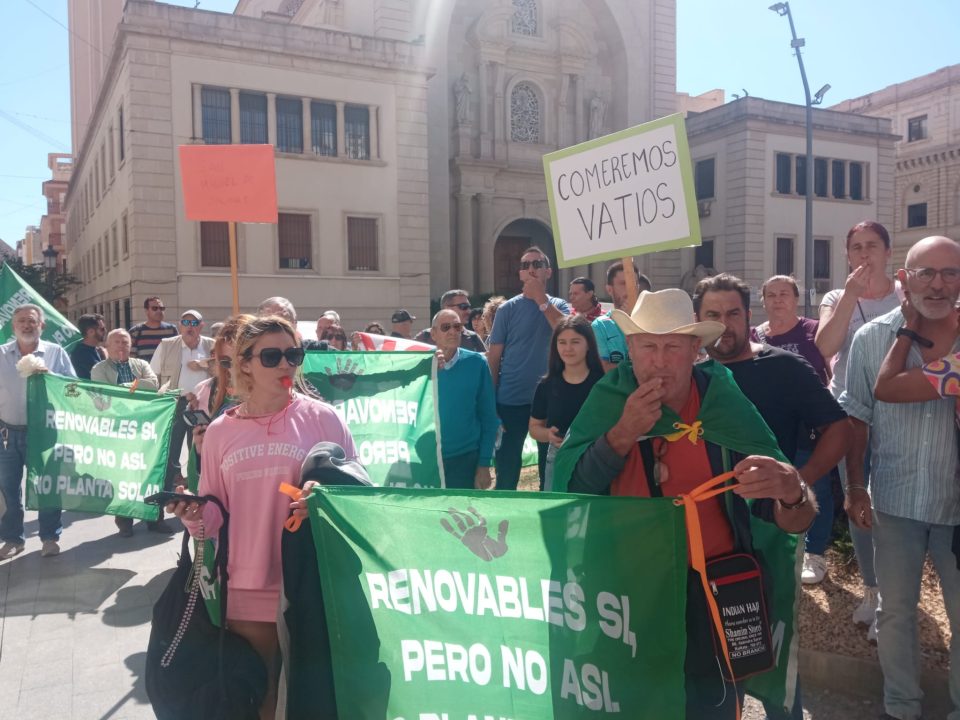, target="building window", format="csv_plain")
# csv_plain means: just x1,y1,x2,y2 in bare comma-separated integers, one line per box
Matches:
344,105,370,160
118,103,125,162
111,223,119,265
347,216,379,271
814,158,828,198
694,158,715,201
278,213,312,269
121,212,129,257
849,162,864,201
311,101,337,156
907,115,927,142
200,221,230,267
103,231,110,268
276,96,303,153
511,0,538,35
100,144,107,192
795,155,807,196
510,83,540,143
201,87,231,144
94,160,101,201
695,238,715,269
814,238,831,292
108,125,115,176
775,153,791,194
123,298,131,329
907,202,928,228
239,92,267,144
831,160,845,199
776,237,794,276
